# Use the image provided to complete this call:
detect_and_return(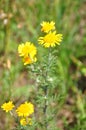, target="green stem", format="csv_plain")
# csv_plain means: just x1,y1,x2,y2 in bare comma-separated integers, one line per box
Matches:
43,48,51,130
43,86,48,129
